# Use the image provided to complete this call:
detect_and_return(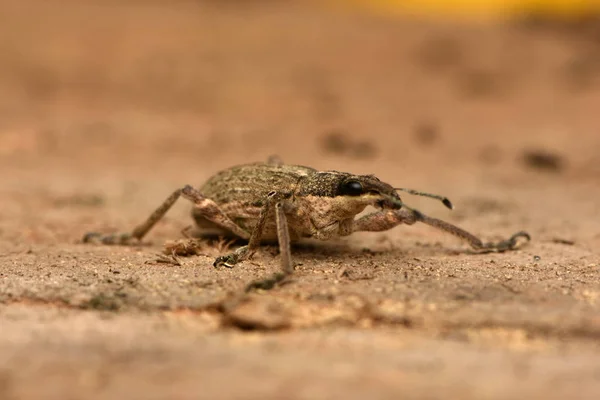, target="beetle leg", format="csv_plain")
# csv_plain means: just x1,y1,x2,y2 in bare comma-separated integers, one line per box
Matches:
214,191,294,291
213,191,291,267
352,208,530,252
244,200,294,291
82,185,250,245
